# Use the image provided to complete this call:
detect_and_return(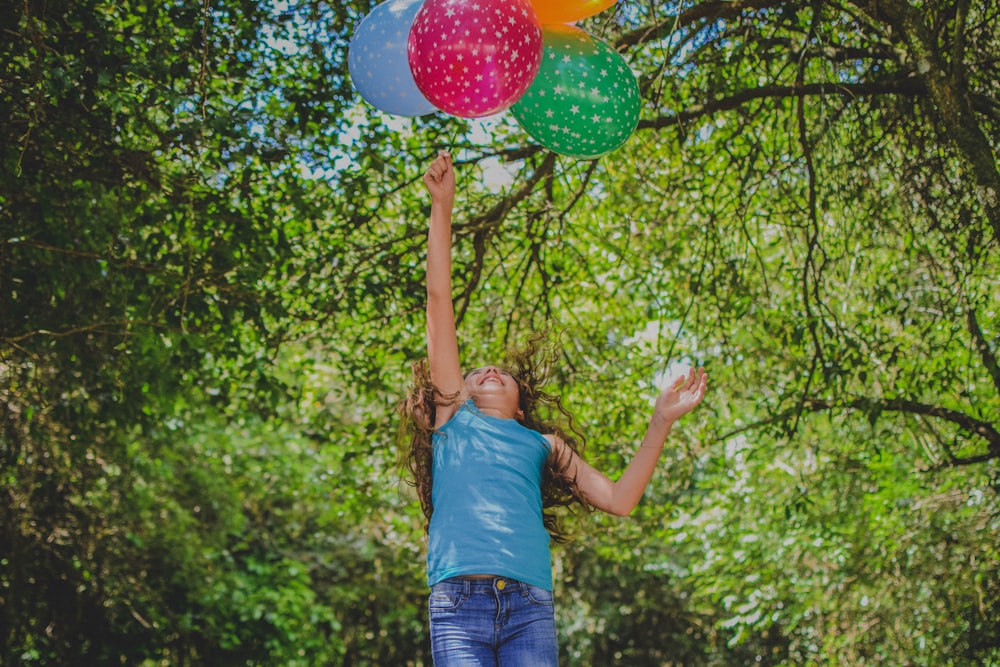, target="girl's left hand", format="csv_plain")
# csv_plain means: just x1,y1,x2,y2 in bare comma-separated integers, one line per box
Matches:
652,366,708,425
423,150,455,203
